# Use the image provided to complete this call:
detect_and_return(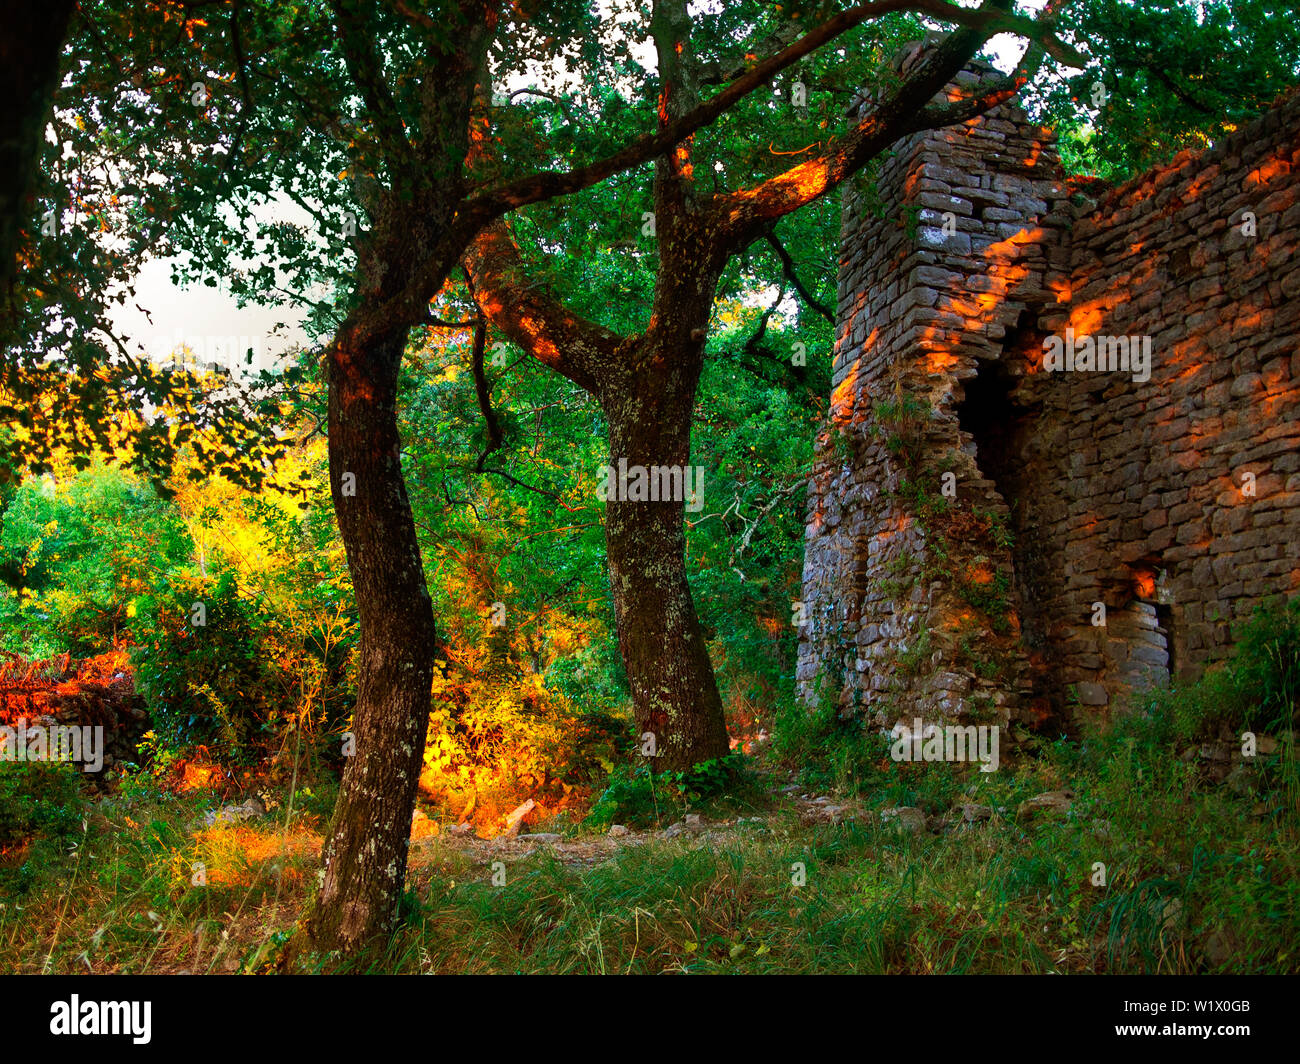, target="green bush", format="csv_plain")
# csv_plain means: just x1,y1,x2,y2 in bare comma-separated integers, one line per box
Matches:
130,571,272,762
1136,596,1300,744
0,464,192,658
585,753,756,828
1232,595,1300,735
0,760,84,849
773,681,888,794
